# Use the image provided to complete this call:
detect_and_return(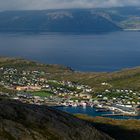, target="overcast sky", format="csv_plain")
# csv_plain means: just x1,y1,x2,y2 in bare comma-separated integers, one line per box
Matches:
0,0,140,11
